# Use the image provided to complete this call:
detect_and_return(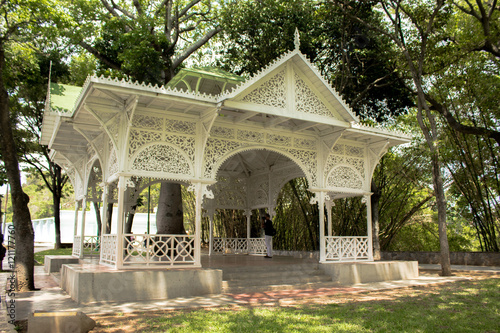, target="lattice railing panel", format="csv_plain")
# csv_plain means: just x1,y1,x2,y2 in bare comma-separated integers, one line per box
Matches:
82,236,100,254
247,238,266,255
73,235,81,257
100,234,117,265
324,236,369,262
122,234,196,267
212,237,265,255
